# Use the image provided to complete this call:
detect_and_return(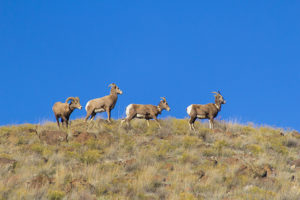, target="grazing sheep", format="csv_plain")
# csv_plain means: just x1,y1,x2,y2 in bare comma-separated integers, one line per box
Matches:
52,97,82,128
121,97,170,128
85,83,123,122
187,91,226,130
